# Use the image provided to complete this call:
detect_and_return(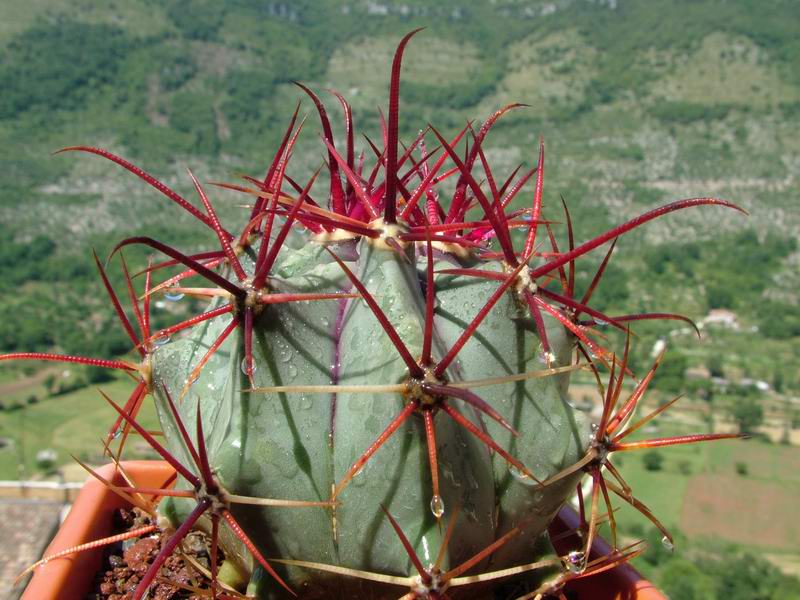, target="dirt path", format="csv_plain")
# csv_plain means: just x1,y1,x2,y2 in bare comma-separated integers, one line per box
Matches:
0,367,58,397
